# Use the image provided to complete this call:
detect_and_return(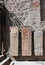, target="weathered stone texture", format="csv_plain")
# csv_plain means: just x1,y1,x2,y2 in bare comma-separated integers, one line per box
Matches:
5,0,40,26
4,0,44,57
31,0,40,9
34,29,43,56
21,26,32,56
9,26,18,56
